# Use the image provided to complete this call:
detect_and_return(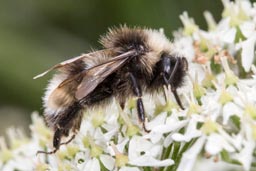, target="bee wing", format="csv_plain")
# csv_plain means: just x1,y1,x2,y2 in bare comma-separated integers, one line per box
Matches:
75,50,136,100
33,49,111,79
